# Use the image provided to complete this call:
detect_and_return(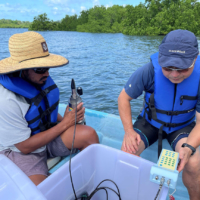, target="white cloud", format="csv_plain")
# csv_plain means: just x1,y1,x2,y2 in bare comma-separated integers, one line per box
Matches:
0,3,40,14
105,2,113,9
51,6,70,15
93,0,99,6
71,8,76,13
44,0,69,6
63,7,70,12
80,6,86,11
53,7,58,14
105,3,113,9
123,4,126,7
